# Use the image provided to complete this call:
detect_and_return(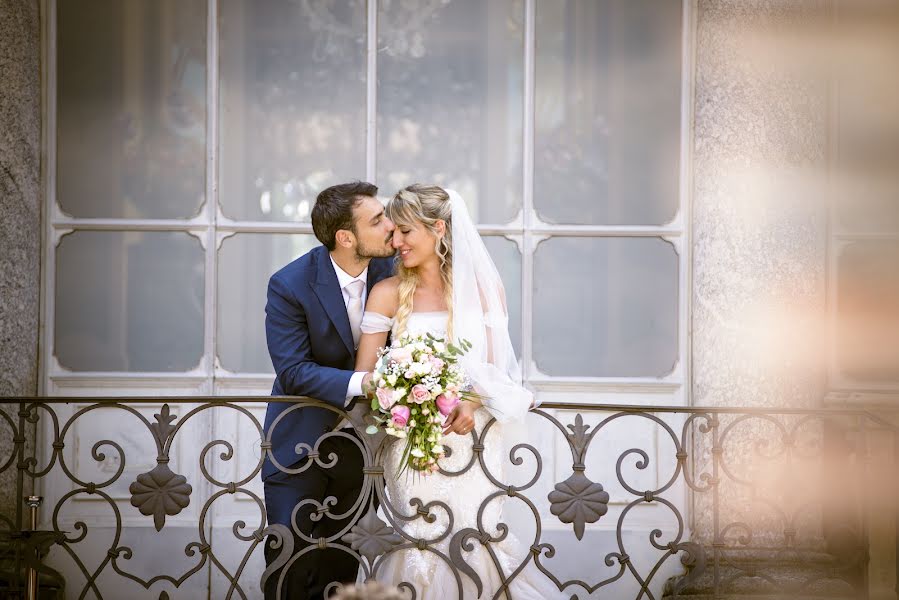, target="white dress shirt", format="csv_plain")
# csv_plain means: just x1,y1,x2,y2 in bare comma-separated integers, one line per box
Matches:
330,255,368,405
